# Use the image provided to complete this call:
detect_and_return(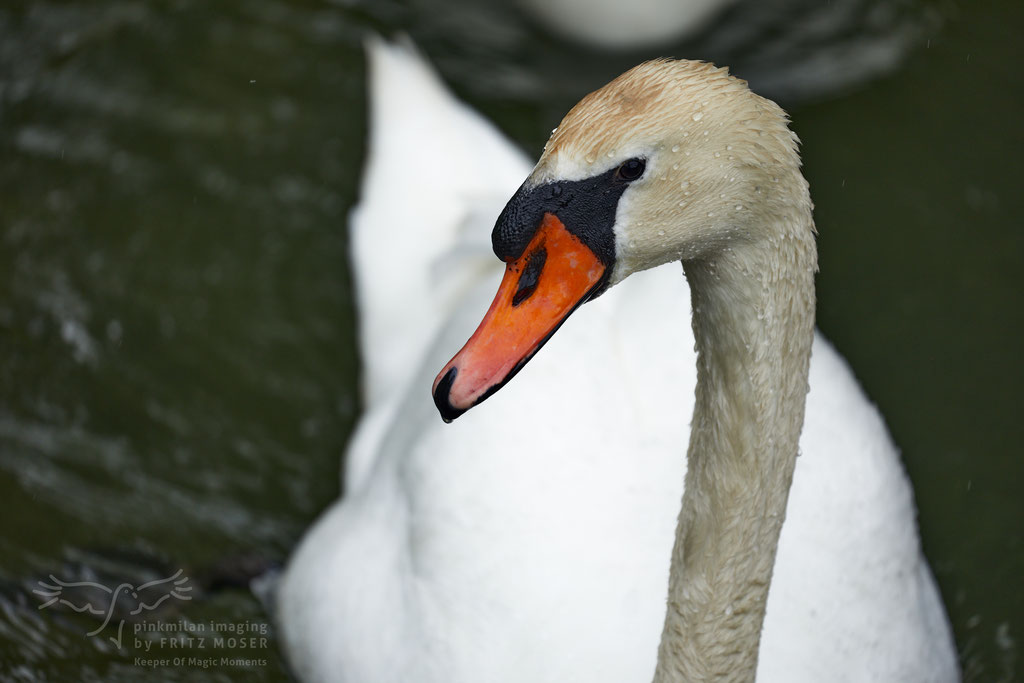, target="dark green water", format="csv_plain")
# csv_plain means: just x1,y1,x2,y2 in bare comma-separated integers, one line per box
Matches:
0,0,1019,680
